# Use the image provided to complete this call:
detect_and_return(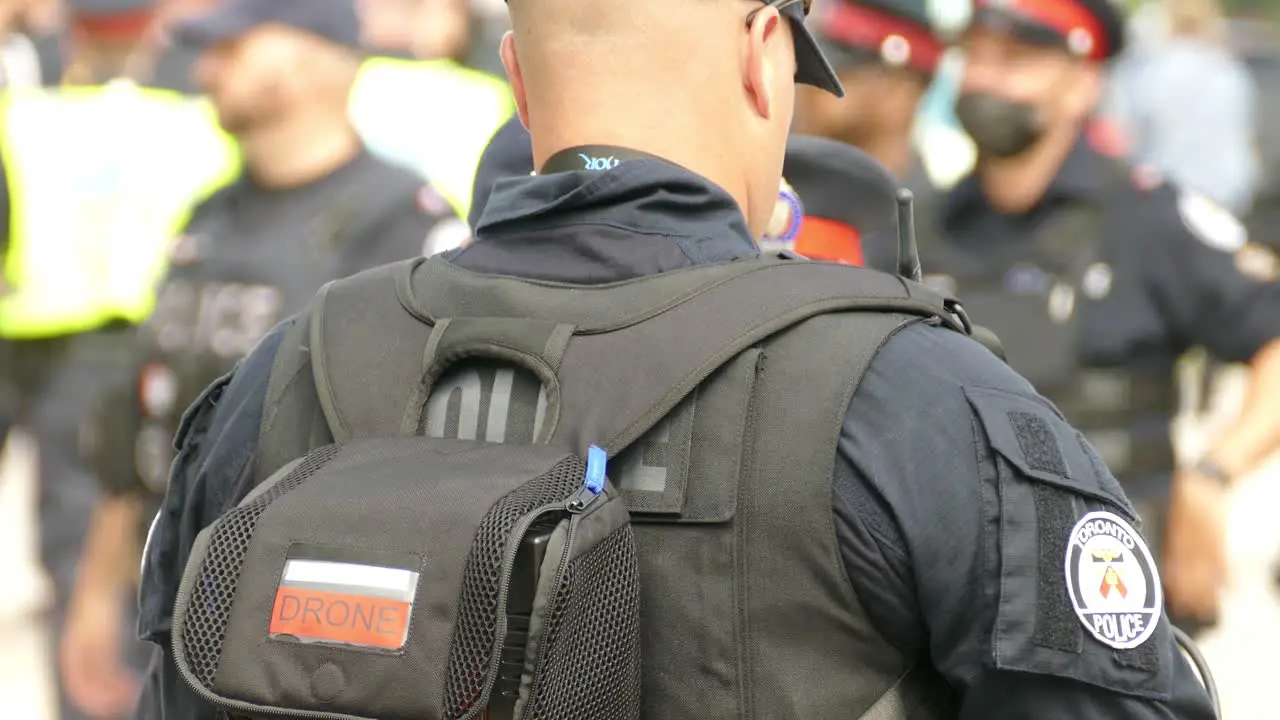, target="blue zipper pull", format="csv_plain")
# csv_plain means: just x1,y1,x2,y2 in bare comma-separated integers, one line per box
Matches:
567,445,608,513
585,445,607,494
